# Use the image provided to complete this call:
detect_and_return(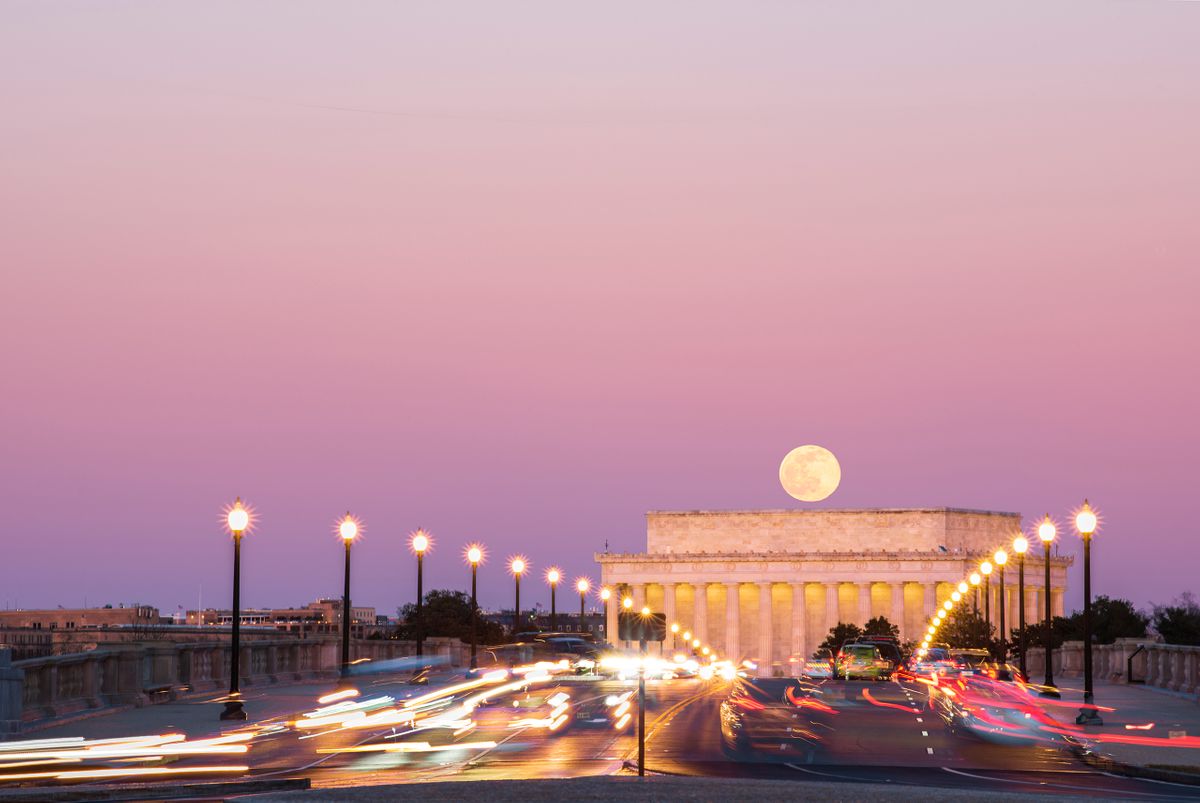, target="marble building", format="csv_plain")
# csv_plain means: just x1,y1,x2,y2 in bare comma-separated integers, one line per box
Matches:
596,508,1070,676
